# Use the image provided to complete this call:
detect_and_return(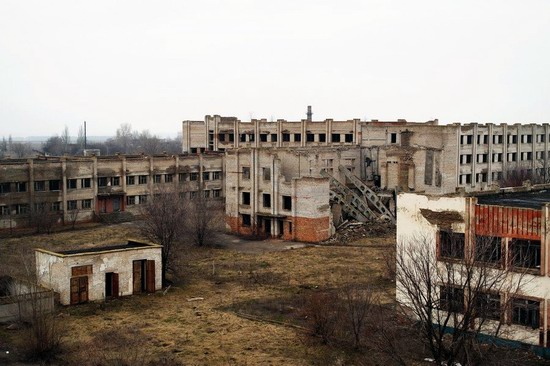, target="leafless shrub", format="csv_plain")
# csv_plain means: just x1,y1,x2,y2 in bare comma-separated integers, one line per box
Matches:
301,290,342,344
